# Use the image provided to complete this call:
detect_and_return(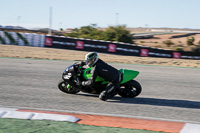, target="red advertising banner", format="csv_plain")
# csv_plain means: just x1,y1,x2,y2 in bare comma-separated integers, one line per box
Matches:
140,49,149,57
76,41,84,49
173,52,181,59
108,44,116,52
45,38,53,46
